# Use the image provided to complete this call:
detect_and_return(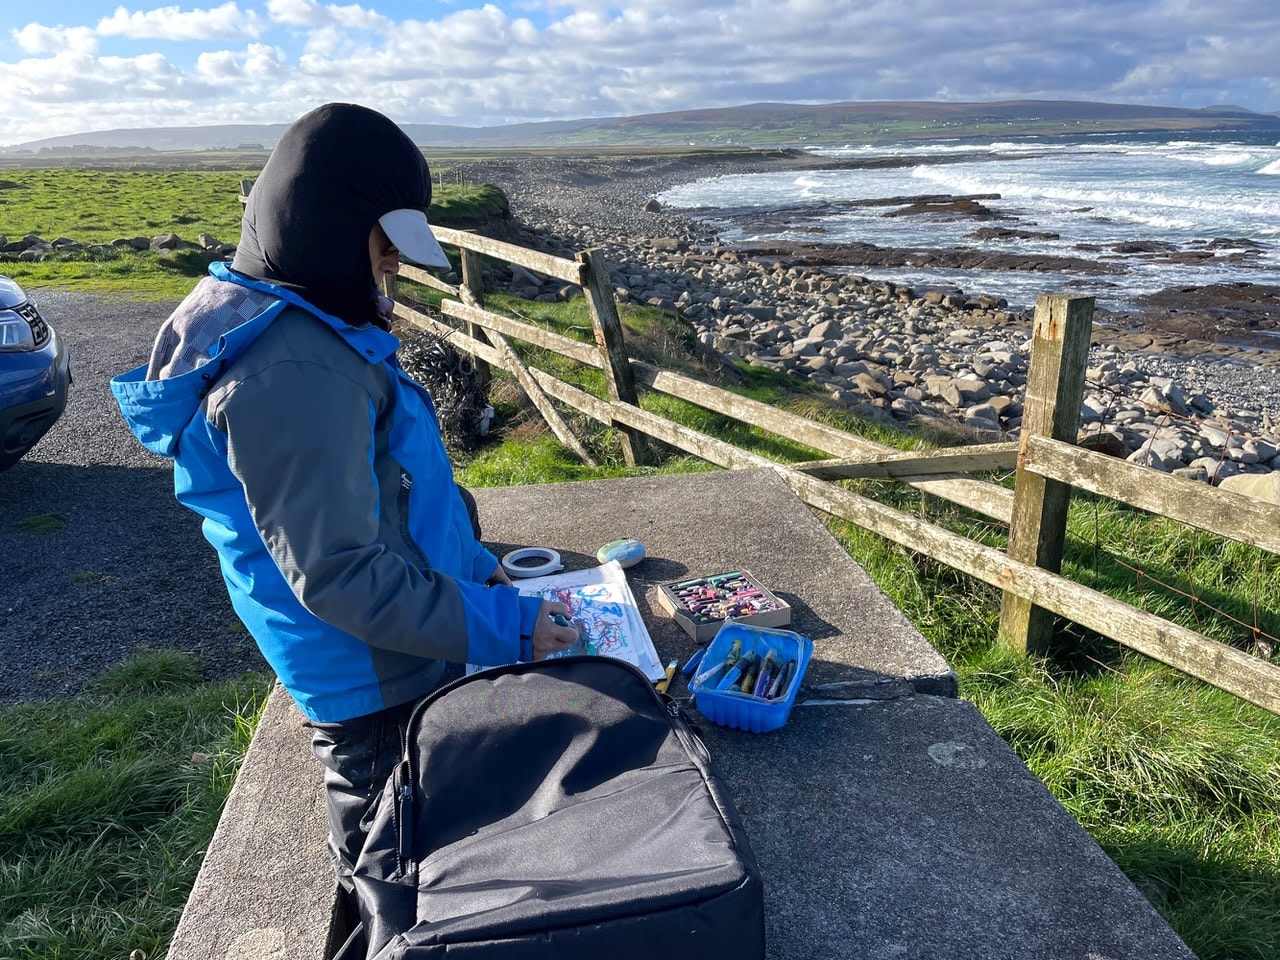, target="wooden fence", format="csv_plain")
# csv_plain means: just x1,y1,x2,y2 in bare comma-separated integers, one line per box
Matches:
379,220,1278,715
